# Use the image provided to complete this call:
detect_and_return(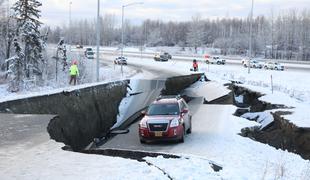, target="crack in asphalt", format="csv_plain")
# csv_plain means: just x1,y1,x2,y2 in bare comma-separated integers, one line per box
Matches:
144,160,174,180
